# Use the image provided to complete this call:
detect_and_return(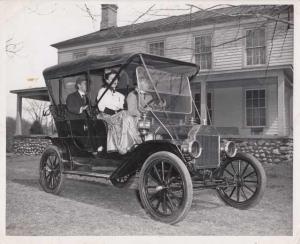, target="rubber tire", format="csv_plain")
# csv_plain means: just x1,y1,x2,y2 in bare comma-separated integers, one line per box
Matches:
39,145,64,195
217,152,266,209
138,151,193,224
